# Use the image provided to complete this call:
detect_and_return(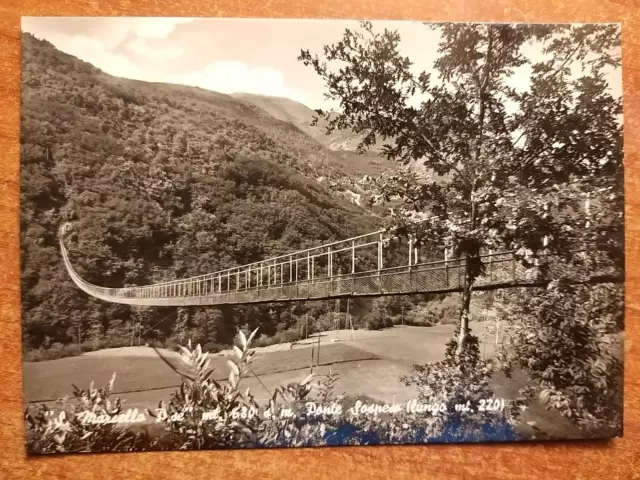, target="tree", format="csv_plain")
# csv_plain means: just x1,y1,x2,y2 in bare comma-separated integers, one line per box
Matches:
300,22,622,356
